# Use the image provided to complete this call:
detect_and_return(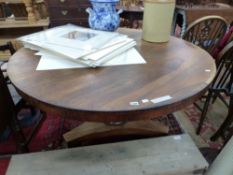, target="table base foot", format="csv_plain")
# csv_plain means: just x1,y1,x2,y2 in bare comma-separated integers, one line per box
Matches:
63,120,169,148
